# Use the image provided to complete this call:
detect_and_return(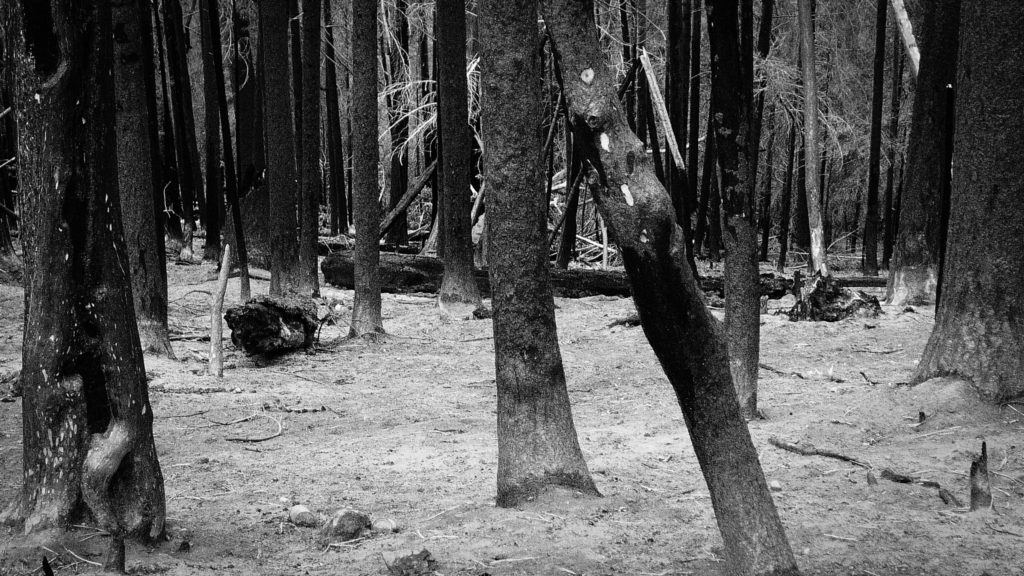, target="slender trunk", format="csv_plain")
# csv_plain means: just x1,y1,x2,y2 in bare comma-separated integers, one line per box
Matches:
888,0,919,77
776,116,796,272
694,112,714,256
234,2,264,195
793,133,809,249
299,0,323,296
481,0,599,507
863,0,887,276
747,0,774,205
325,0,348,235
684,0,702,272
386,0,410,246
882,27,904,269
200,0,223,262
666,0,691,225
113,0,176,358
707,164,722,262
758,108,776,262
797,0,827,275
154,0,184,246
437,0,482,316
350,0,384,336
